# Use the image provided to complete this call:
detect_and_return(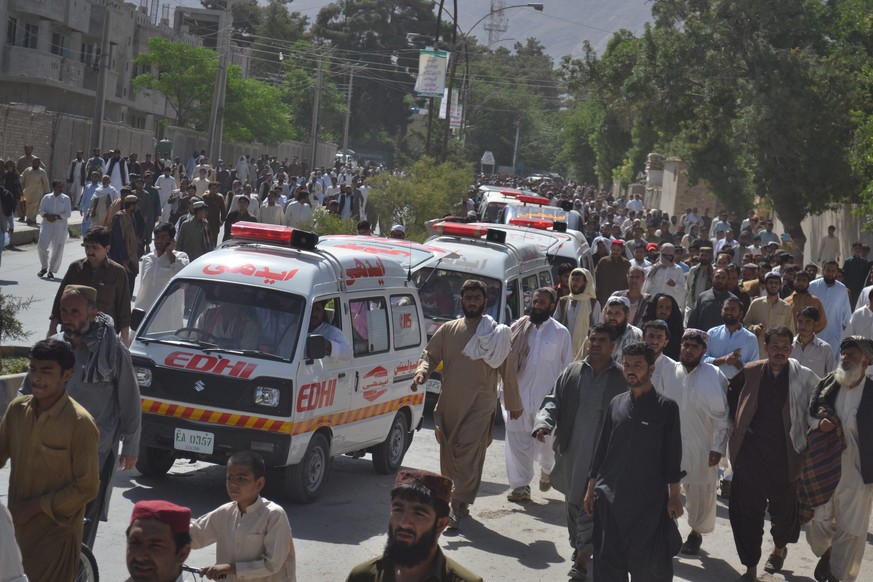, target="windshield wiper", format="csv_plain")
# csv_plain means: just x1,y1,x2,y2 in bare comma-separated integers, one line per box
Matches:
139,337,218,349
202,347,287,362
